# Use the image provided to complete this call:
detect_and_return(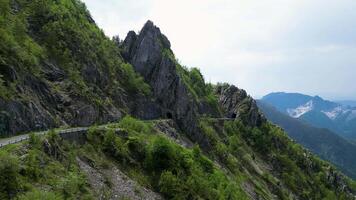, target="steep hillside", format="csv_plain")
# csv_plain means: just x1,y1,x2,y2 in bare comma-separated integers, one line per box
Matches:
257,100,356,179
2,115,356,199
0,0,150,137
0,0,356,199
